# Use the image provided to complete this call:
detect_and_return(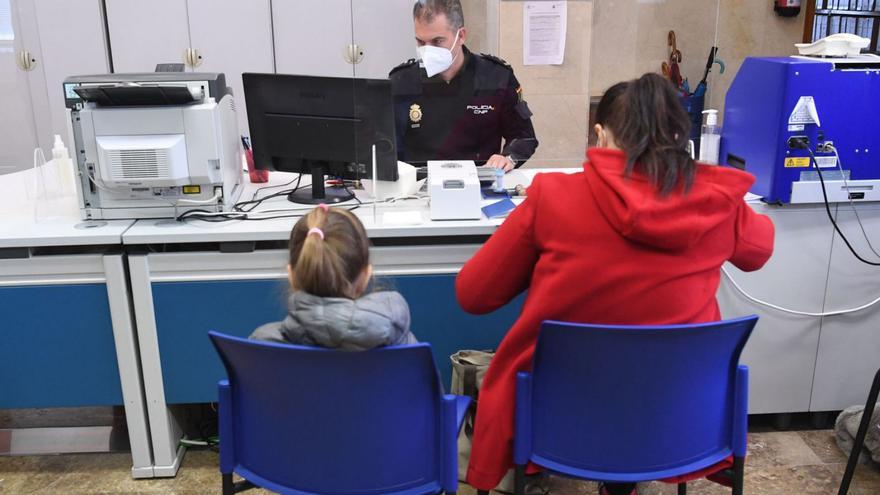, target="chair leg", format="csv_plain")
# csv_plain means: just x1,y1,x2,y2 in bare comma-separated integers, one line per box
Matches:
732,456,745,495
514,464,526,495
222,473,234,495
678,482,687,495
839,368,880,495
